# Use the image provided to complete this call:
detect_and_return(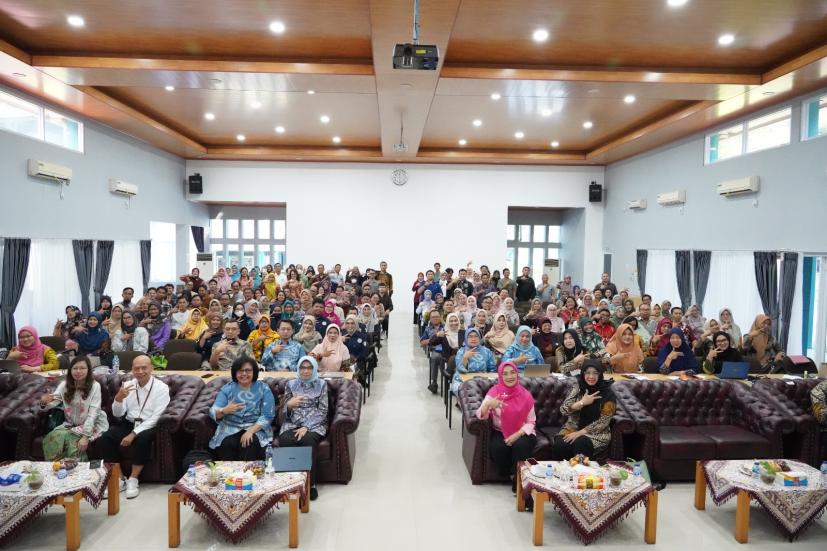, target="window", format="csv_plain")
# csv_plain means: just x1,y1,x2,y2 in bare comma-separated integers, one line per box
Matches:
274,220,286,240
0,89,84,152
519,225,532,243
241,219,255,239
533,225,546,243
706,107,791,163
506,225,515,240
225,219,239,239
547,225,560,243
506,216,561,283
209,218,223,239
802,94,827,140
208,212,287,270
149,222,176,283
257,219,270,239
